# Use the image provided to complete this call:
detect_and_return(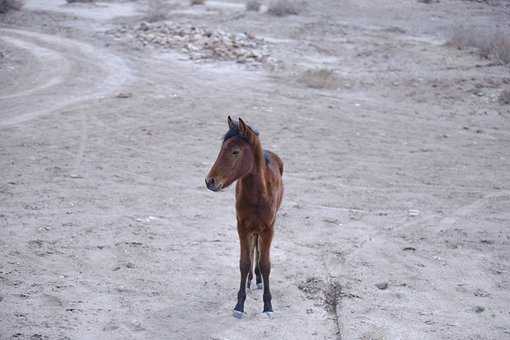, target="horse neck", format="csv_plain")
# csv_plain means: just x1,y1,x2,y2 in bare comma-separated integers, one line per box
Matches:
240,140,267,197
